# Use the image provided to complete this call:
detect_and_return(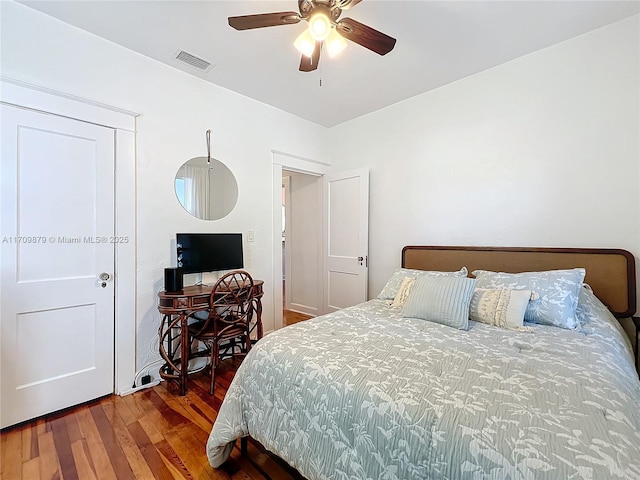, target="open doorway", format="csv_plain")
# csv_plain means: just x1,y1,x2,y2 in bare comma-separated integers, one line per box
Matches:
282,170,322,326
